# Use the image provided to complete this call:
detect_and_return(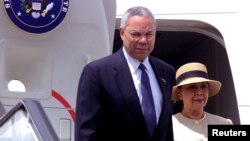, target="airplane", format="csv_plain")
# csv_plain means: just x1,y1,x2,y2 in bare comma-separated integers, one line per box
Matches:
0,0,249,140
0,0,116,140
